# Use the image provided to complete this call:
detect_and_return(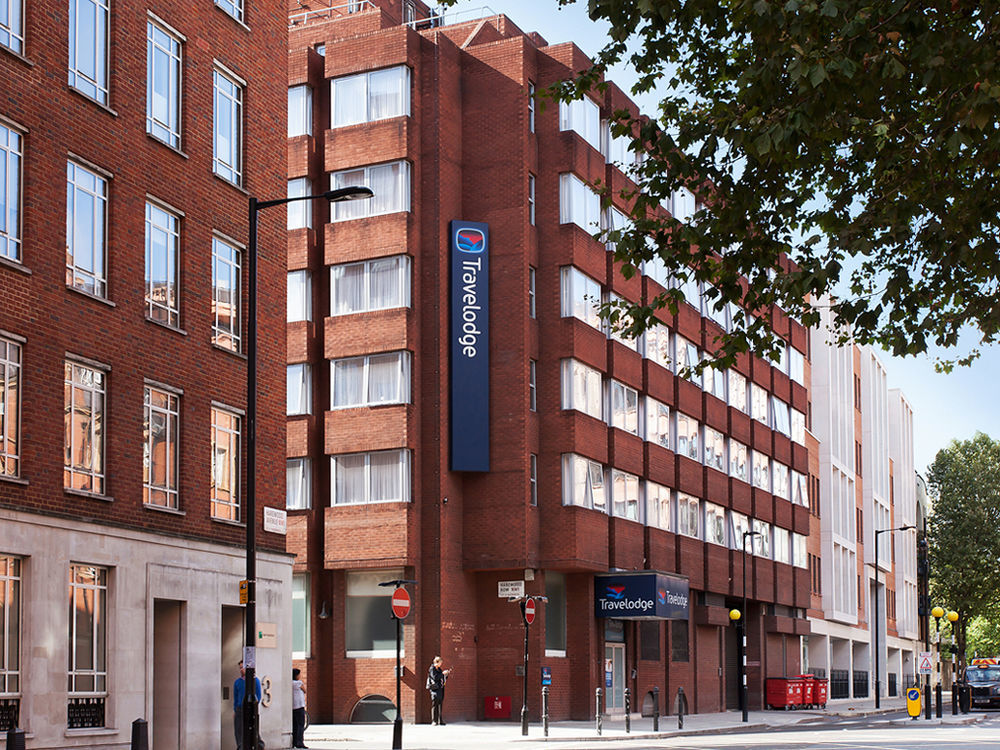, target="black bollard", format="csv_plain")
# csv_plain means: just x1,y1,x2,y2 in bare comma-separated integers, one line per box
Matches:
952,684,958,715
130,718,149,750
6,728,26,750
935,683,942,718
677,686,686,730
596,687,603,735
652,686,659,732
624,687,631,733
542,686,549,737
